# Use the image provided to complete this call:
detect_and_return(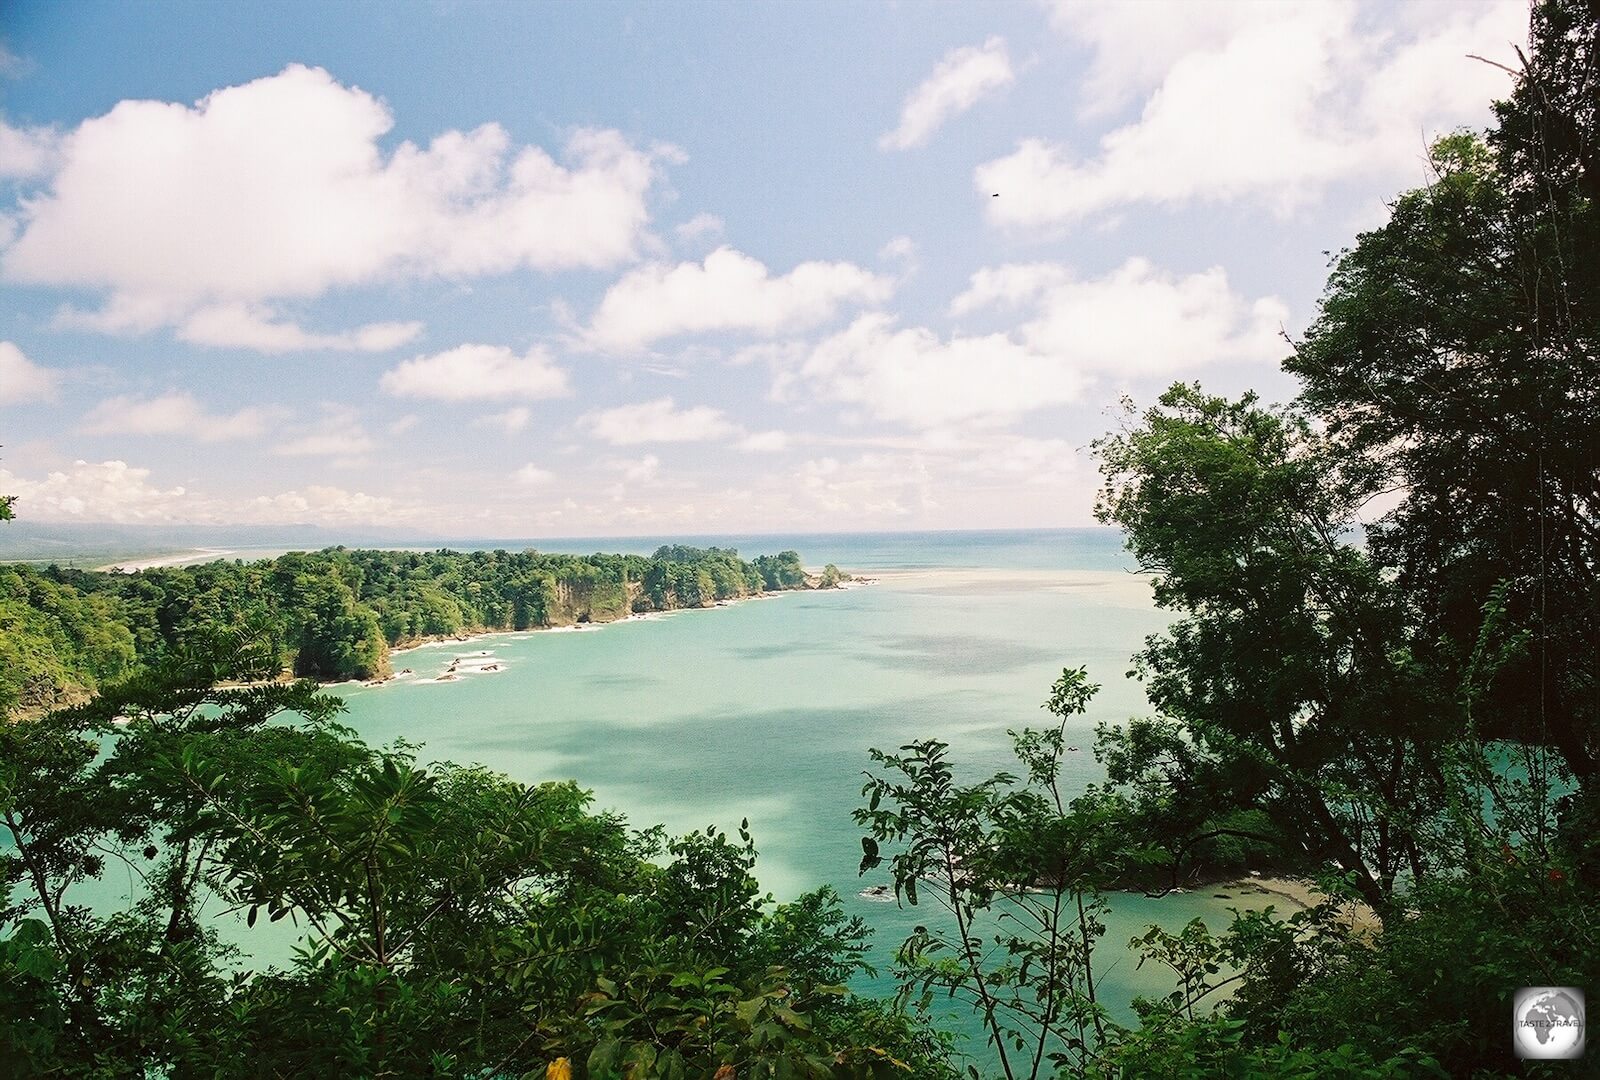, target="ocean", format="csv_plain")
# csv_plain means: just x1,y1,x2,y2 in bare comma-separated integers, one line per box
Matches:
323,528,1283,1057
